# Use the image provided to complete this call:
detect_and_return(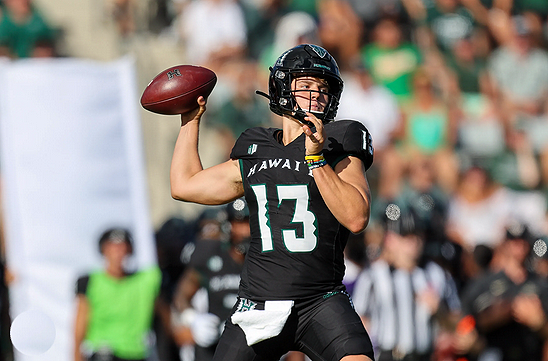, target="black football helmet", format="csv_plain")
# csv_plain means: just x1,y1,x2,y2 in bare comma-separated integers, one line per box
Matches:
263,44,343,125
